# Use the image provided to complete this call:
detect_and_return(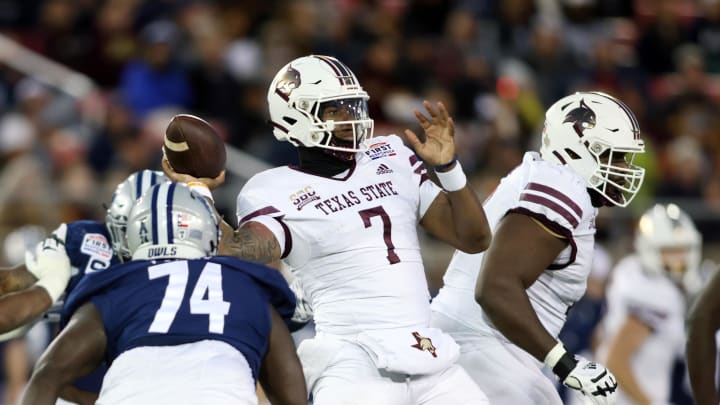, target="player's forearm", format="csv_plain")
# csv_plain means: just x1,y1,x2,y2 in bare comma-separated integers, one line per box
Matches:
59,385,98,405
218,222,281,264
606,356,651,405
259,307,308,405
0,264,37,295
686,317,720,405
0,286,52,333
19,374,62,405
476,279,556,361
444,188,491,253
